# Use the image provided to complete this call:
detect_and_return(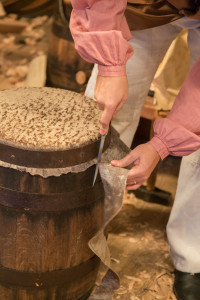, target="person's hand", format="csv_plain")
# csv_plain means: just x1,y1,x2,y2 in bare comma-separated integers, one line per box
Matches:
111,143,160,190
94,75,128,135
